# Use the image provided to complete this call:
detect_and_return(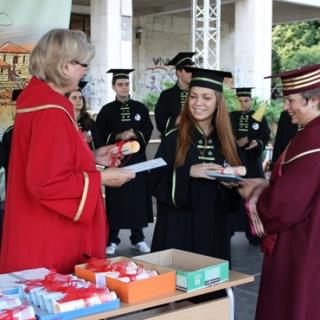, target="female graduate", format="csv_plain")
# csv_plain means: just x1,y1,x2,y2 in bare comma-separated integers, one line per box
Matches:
239,64,320,320
150,67,241,261
67,88,96,150
0,29,135,274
